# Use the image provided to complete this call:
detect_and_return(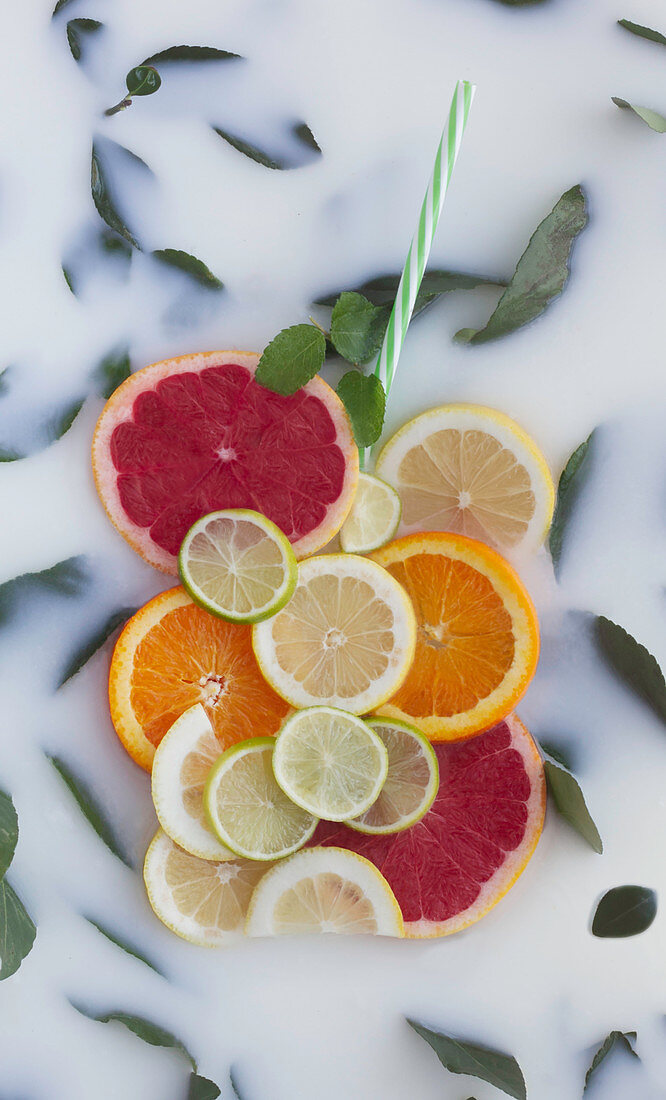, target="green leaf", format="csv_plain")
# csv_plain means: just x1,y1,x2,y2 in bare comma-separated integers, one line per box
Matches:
0,792,19,881
538,739,574,770
142,45,242,65
0,446,23,463
86,918,164,975
188,1074,221,1100
584,1030,639,1091
229,1069,246,1100
408,1020,527,1100
617,19,666,47
542,759,602,854
256,325,326,395
293,122,321,153
126,66,161,97
0,880,36,980
549,431,595,576
0,557,88,628
62,265,76,295
315,269,505,318
336,371,386,448
93,346,131,399
329,292,390,365
71,1005,197,1069
612,97,666,133
212,127,286,170
99,229,133,261
59,607,136,688
49,397,85,443
53,0,77,14
151,249,223,290
91,143,141,250
48,756,130,867
594,616,666,726
592,885,657,938
66,18,102,61
455,184,588,345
